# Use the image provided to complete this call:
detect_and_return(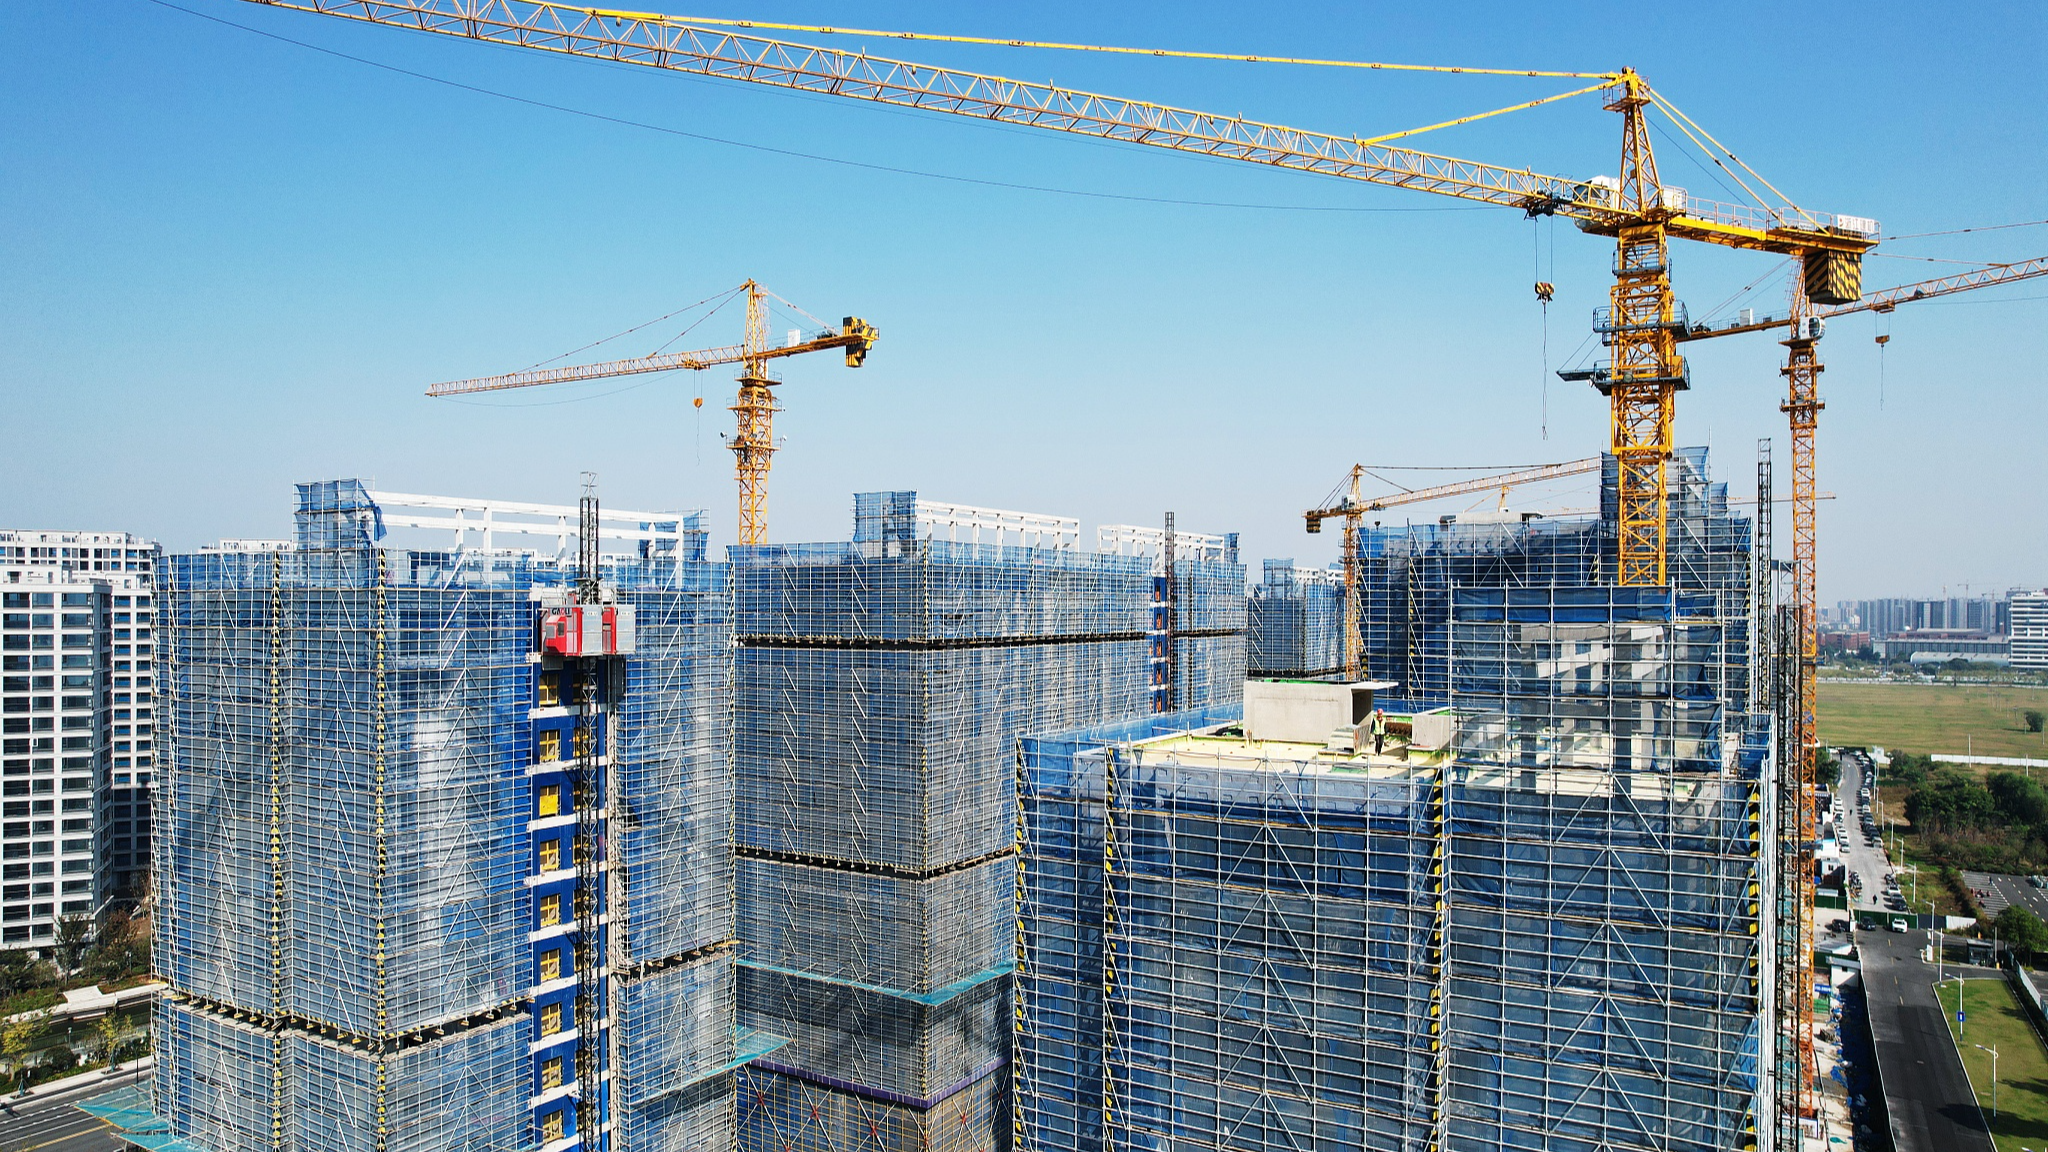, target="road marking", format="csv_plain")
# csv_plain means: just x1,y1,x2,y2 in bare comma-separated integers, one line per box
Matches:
12,1119,113,1152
